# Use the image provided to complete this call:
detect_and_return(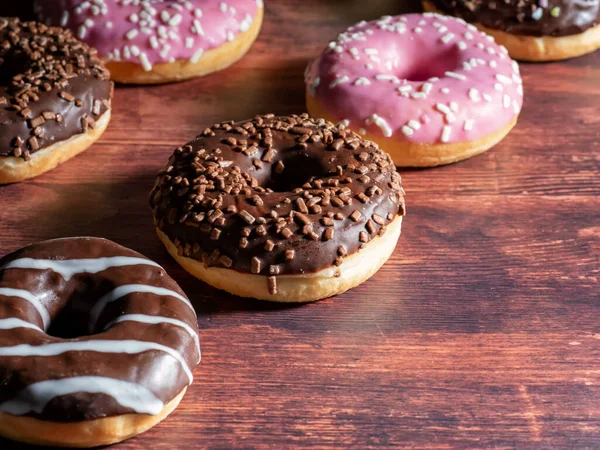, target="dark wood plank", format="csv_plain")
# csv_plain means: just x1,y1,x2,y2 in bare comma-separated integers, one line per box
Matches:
1,0,599,448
